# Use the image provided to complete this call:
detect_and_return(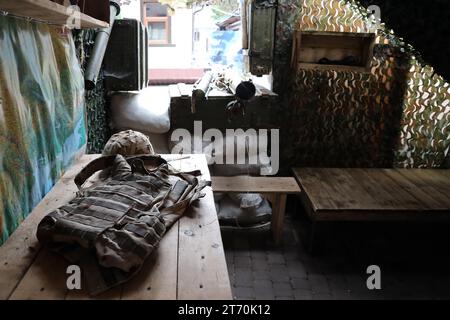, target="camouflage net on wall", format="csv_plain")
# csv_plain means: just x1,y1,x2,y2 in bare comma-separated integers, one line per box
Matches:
275,0,450,169
74,30,111,154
